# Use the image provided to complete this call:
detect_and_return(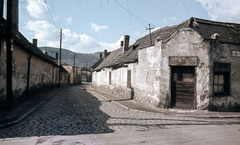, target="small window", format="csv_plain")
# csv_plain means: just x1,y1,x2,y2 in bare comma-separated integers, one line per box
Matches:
127,70,131,88
213,63,230,96
109,71,111,85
